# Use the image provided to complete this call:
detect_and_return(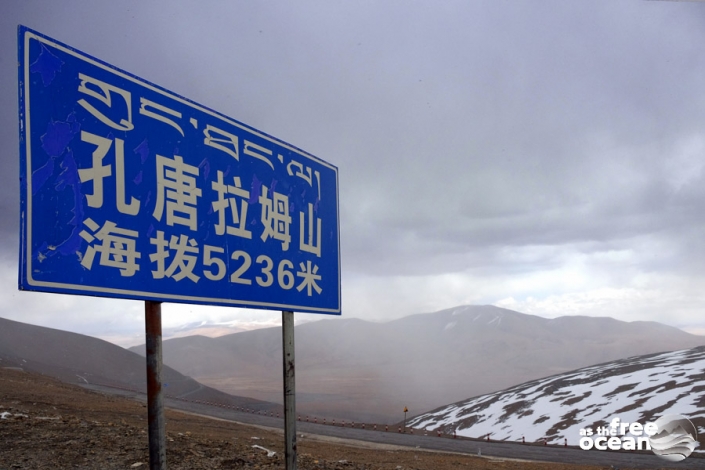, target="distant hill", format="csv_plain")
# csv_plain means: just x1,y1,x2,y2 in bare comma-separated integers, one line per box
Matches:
407,345,705,453
130,305,705,423
0,316,277,412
